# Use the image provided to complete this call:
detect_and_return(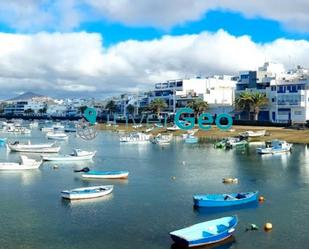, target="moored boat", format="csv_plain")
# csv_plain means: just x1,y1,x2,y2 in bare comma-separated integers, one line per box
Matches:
193,191,258,207
61,185,113,200
185,135,198,144
0,155,42,170
42,149,96,161
46,132,68,140
119,132,151,144
225,137,248,149
82,170,129,179
7,142,60,153
170,216,238,247
151,133,173,145
256,140,292,154
240,130,266,138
